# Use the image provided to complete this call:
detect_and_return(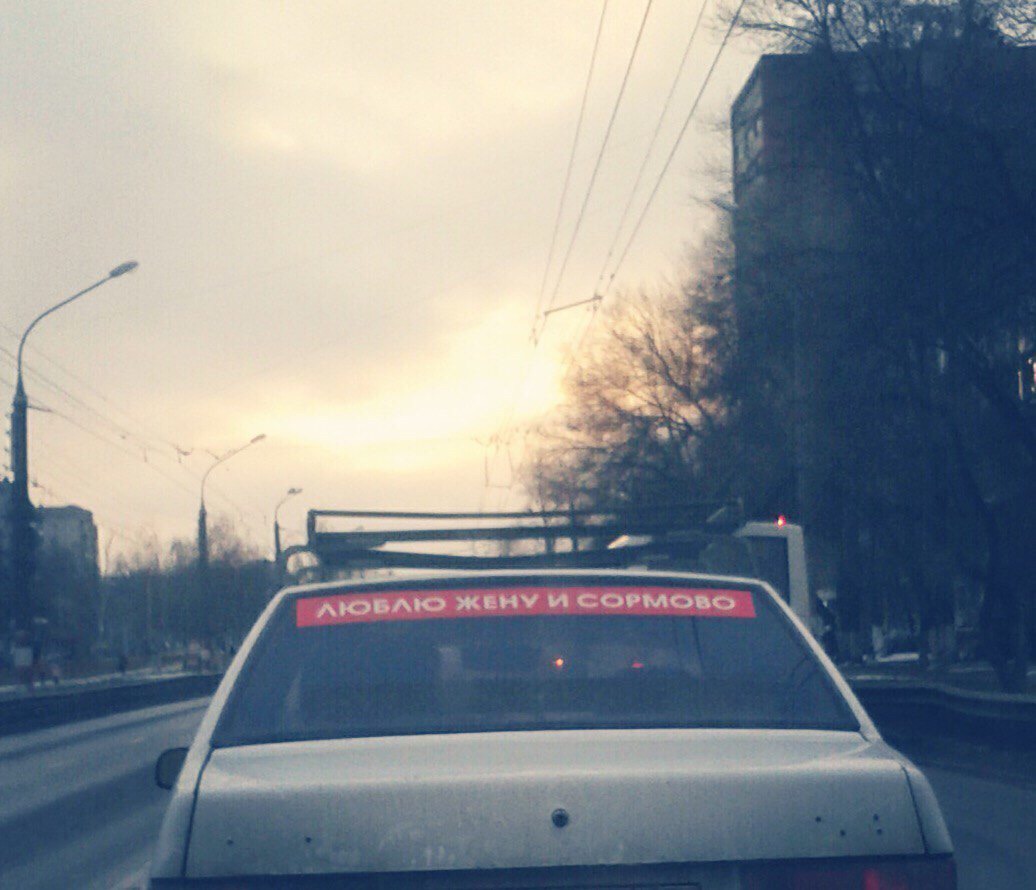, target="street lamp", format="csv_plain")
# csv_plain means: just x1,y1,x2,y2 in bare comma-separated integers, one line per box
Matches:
197,434,266,573
273,487,302,567
194,433,265,649
8,261,139,632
